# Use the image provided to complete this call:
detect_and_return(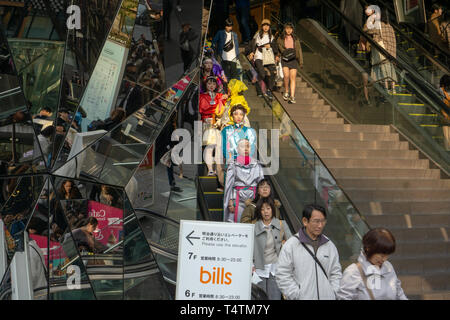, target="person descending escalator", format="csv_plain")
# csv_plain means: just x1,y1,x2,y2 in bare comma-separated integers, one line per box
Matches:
247,19,279,100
